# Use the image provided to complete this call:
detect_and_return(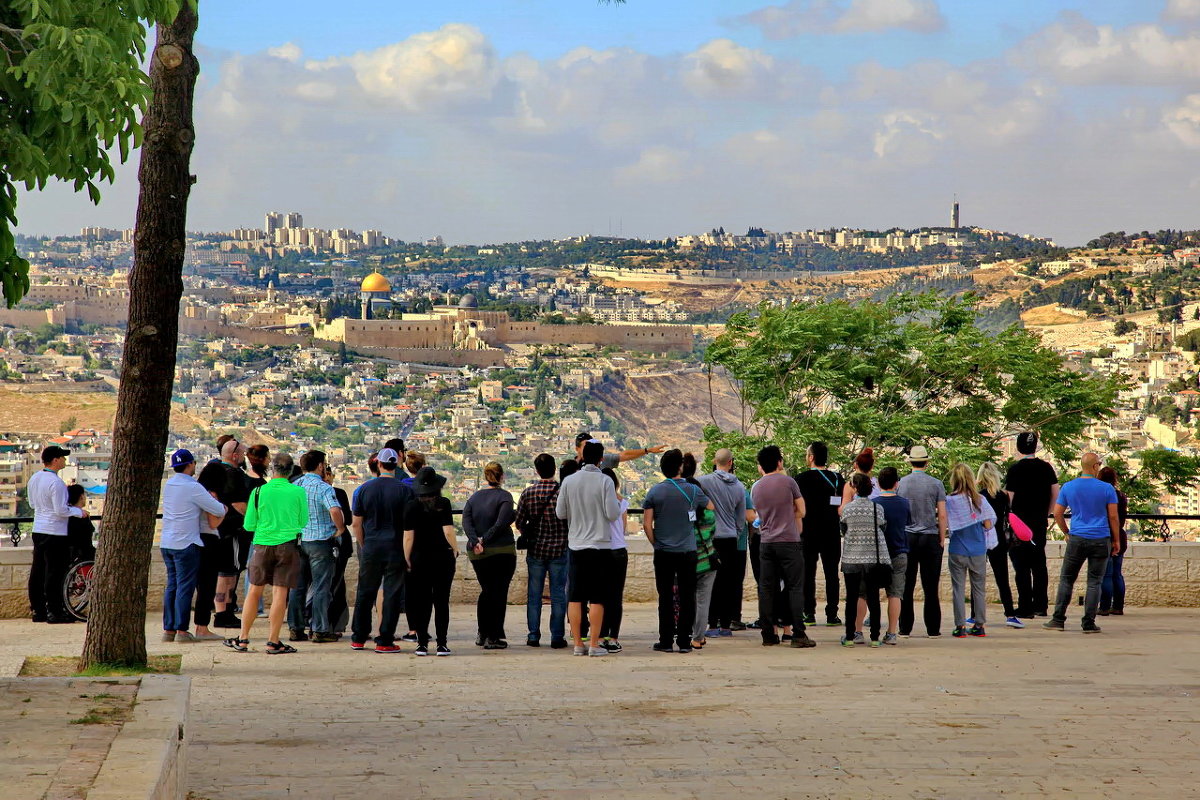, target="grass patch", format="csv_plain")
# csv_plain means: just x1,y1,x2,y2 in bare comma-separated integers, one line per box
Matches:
19,655,182,677
70,704,130,725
